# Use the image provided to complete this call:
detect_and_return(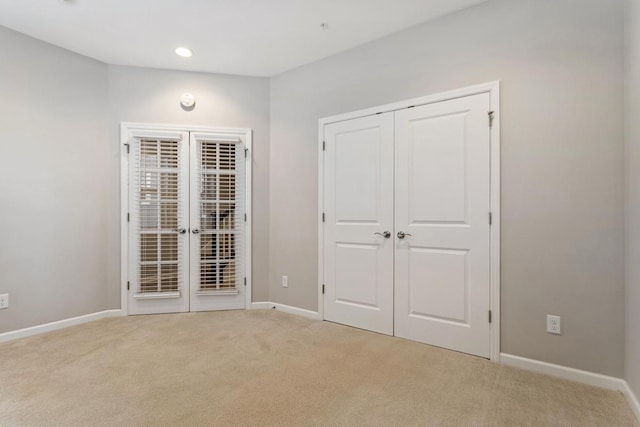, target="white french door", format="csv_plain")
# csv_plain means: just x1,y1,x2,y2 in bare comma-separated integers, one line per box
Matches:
125,126,249,315
322,91,494,358
189,133,246,311
128,132,190,315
